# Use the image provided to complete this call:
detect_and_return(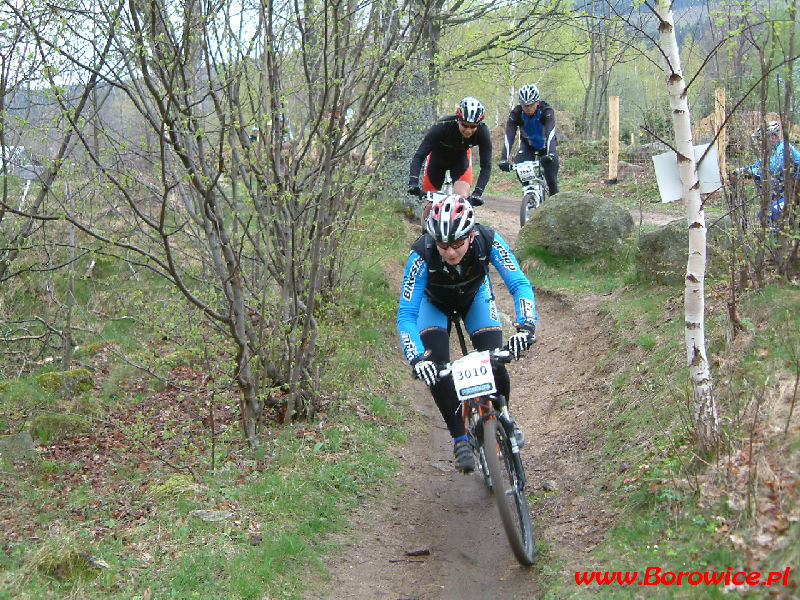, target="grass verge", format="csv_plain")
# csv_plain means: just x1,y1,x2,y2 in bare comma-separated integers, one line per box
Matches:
0,197,413,599
523,233,799,598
